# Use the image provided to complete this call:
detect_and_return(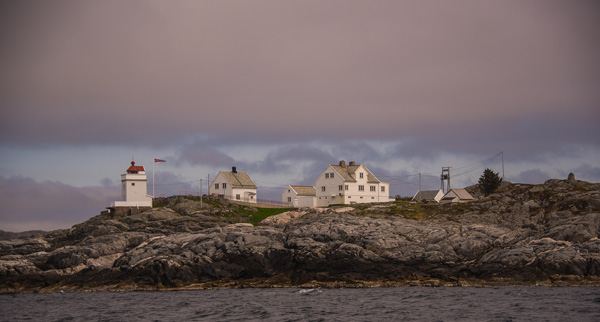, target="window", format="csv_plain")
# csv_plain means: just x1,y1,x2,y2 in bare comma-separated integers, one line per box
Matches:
288,197,292,202
236,194,240,200
321,186,326,192
358,185,364,191
370,186,376,192
131,183,135,186
360,173,364,179
339,185,343,191
381,186,386,192
222,183,227,189
345,185,349,190
330,172,334,178
371,197,375,199
288,189,290,192
215,183,219,189
325,173,329,179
